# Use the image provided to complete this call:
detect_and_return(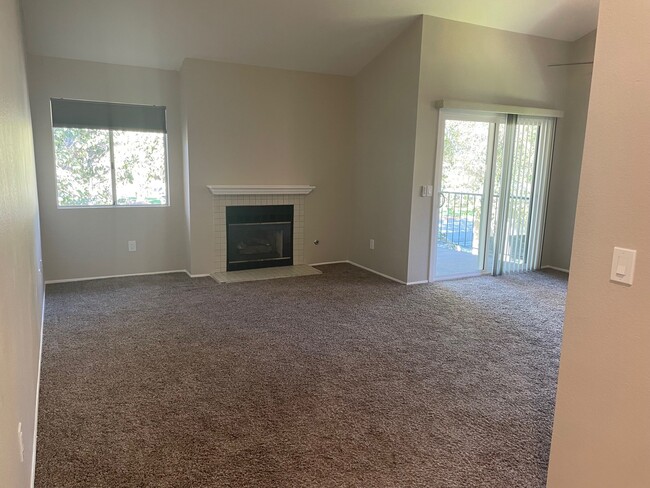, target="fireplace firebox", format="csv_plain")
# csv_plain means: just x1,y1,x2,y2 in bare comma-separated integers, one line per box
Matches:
226,205,294,271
